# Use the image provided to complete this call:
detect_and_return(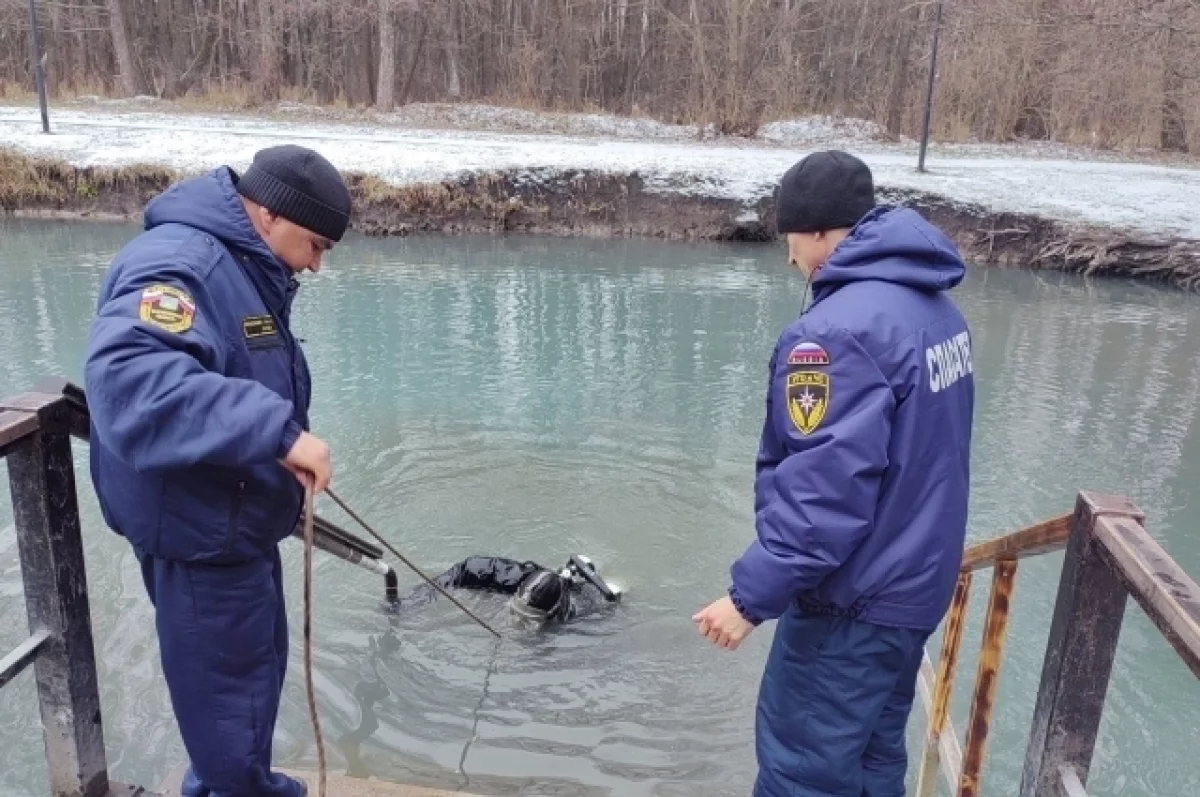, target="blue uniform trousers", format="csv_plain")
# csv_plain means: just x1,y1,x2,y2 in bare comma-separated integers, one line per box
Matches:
136,546,305,797
753,604,929,797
